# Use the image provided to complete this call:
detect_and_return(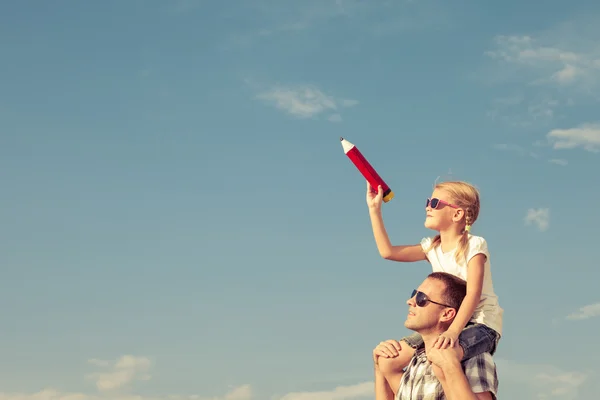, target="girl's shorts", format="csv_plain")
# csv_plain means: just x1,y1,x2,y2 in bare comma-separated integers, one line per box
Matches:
401,322,500,360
